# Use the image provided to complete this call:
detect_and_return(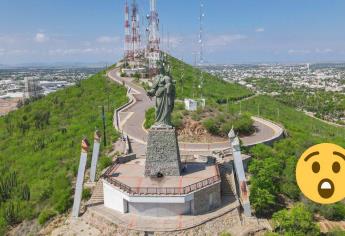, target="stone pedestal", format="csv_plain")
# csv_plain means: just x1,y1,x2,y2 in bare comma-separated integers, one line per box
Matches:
145,127,182,176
